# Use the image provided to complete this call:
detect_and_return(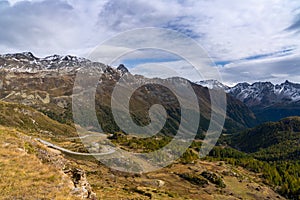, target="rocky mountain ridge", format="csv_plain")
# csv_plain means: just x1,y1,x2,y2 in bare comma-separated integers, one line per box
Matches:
197,79,300,107
0,52,91,73
0,52,257,134
228,80,300,107
197,79,300,122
